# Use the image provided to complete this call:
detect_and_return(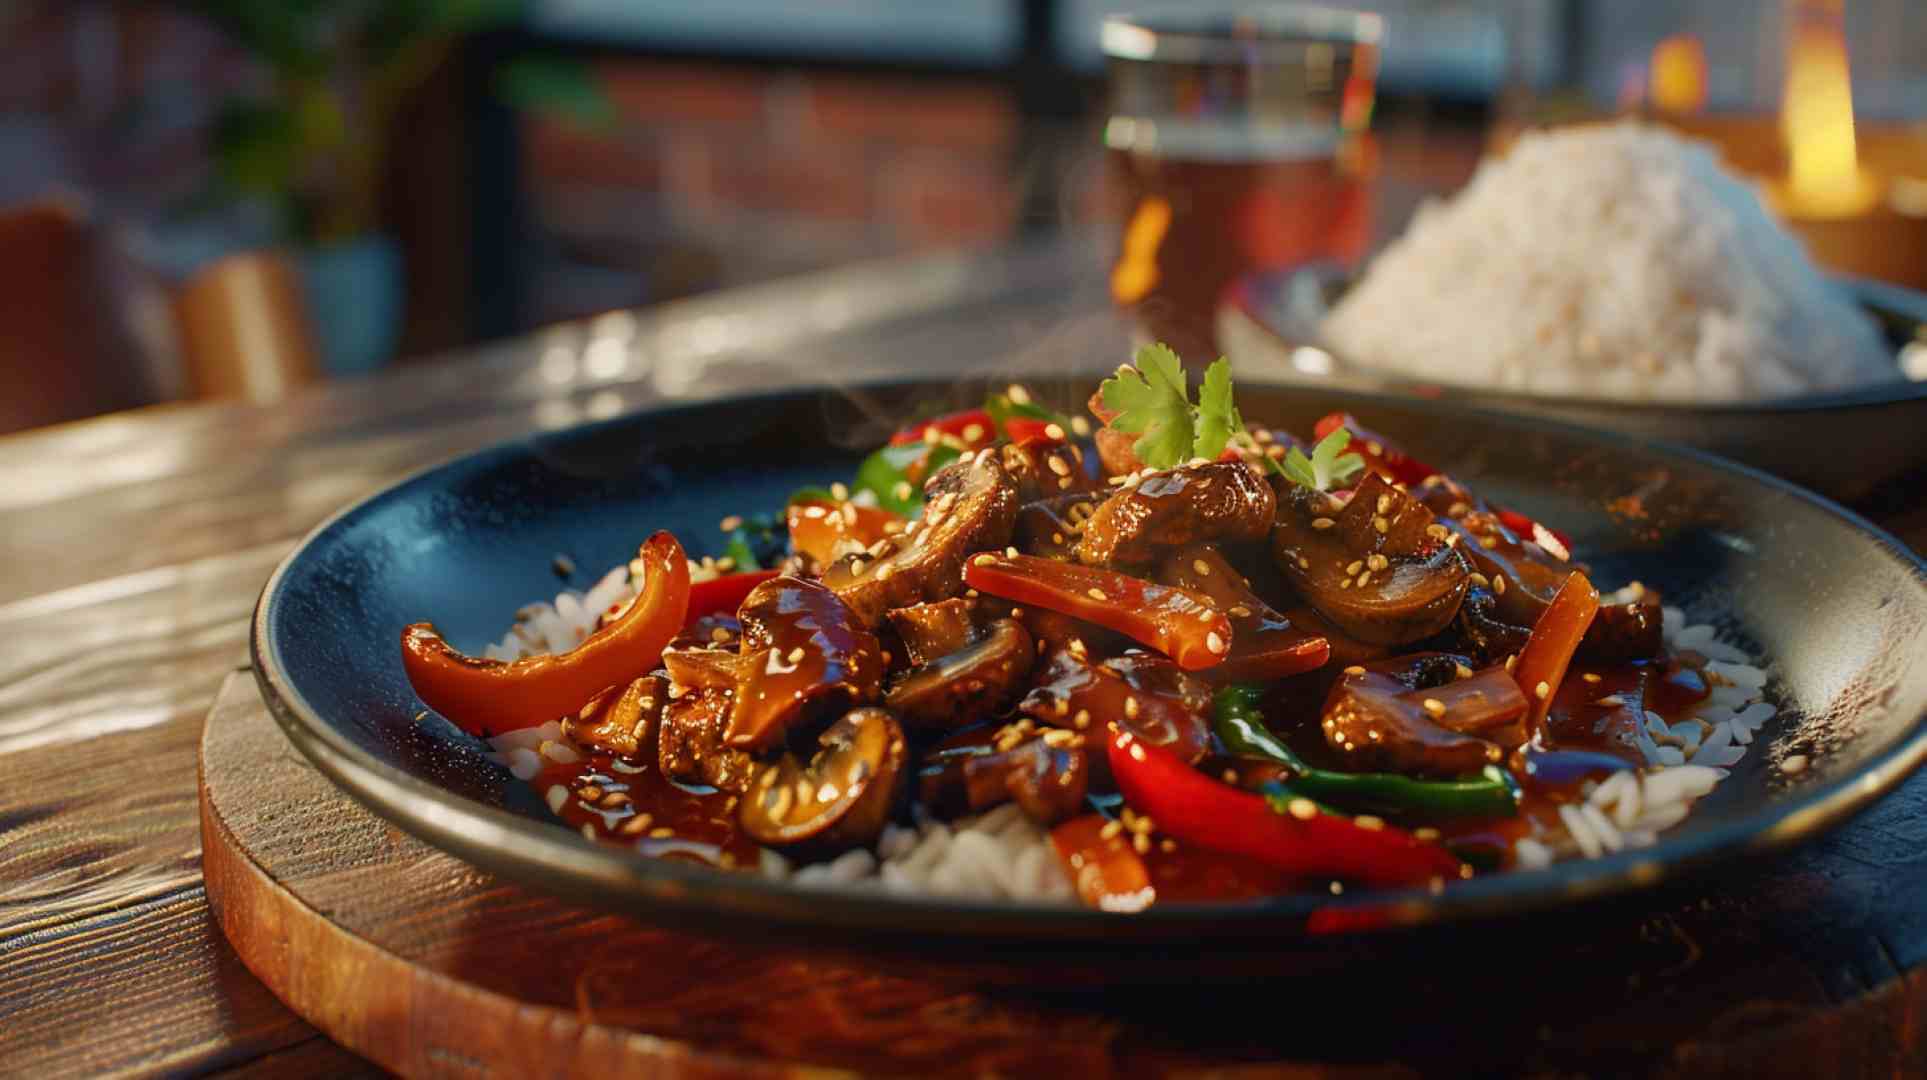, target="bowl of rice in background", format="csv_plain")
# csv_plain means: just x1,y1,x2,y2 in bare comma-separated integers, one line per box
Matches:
1219,123,1927,504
